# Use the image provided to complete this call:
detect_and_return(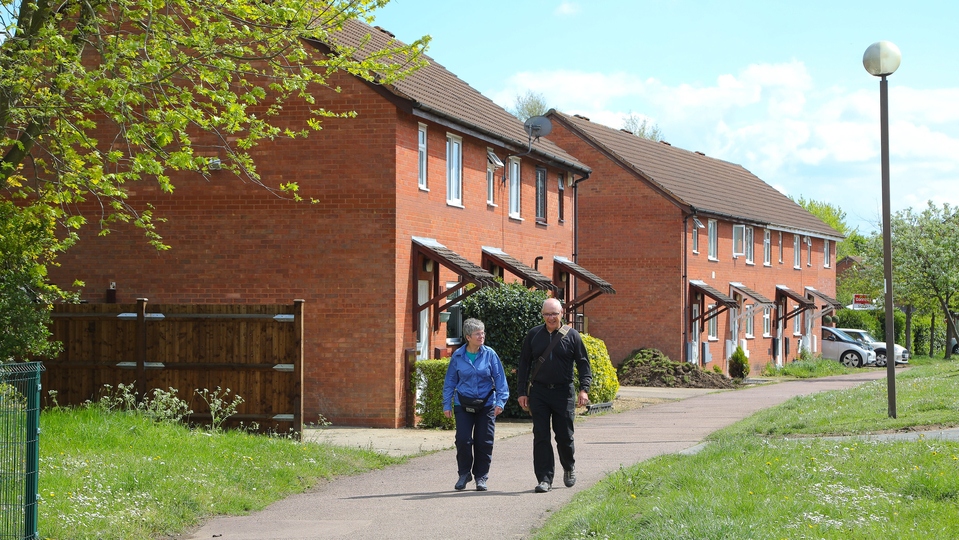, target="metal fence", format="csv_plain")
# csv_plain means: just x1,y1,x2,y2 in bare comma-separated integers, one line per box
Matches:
0,362,43,540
